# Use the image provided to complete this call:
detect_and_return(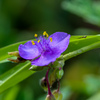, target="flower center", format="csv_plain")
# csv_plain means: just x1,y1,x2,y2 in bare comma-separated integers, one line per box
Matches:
31,31,53,53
